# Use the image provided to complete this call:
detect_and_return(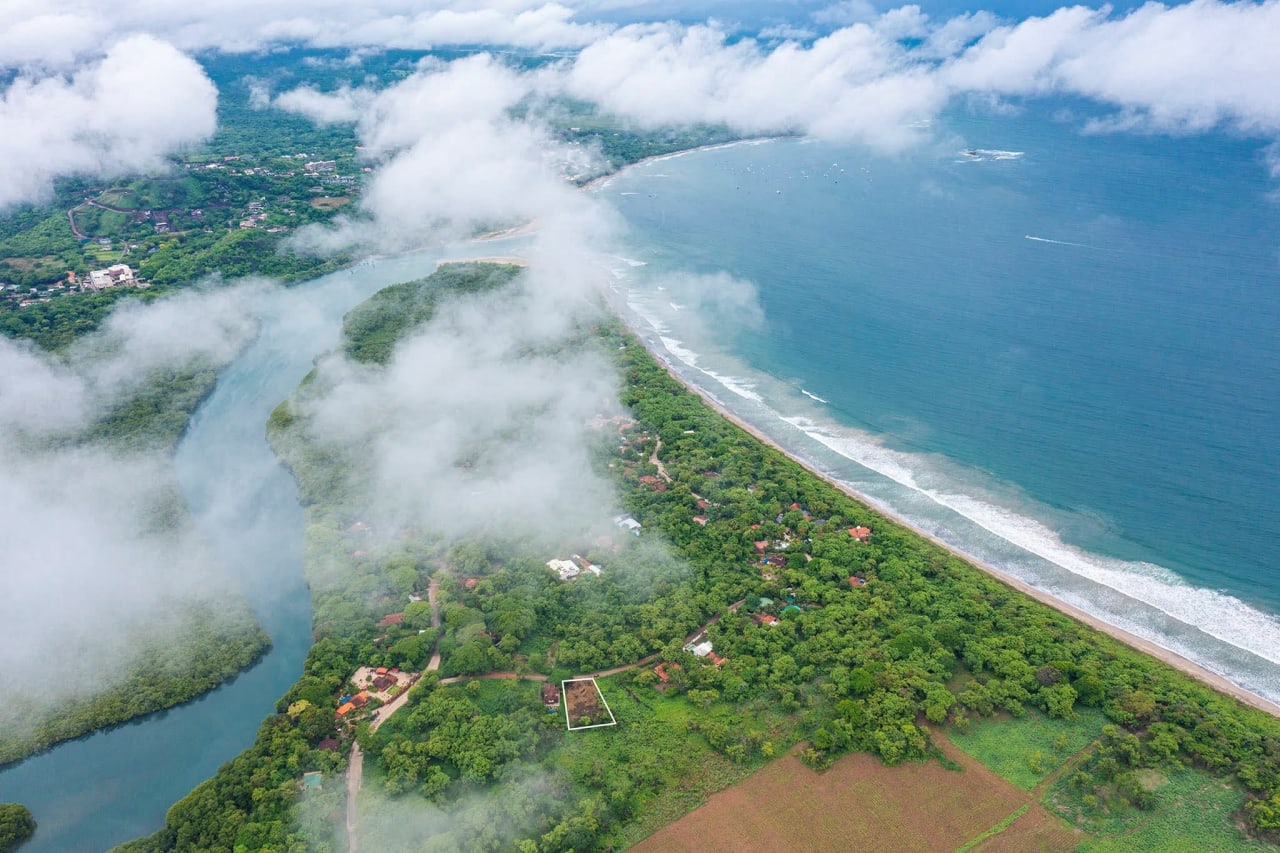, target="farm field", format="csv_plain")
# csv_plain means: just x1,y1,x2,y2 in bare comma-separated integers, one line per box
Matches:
576,676,799,849
632,745,1047,852
970,805,1081,853
564,678,614,729
310,196,350,211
